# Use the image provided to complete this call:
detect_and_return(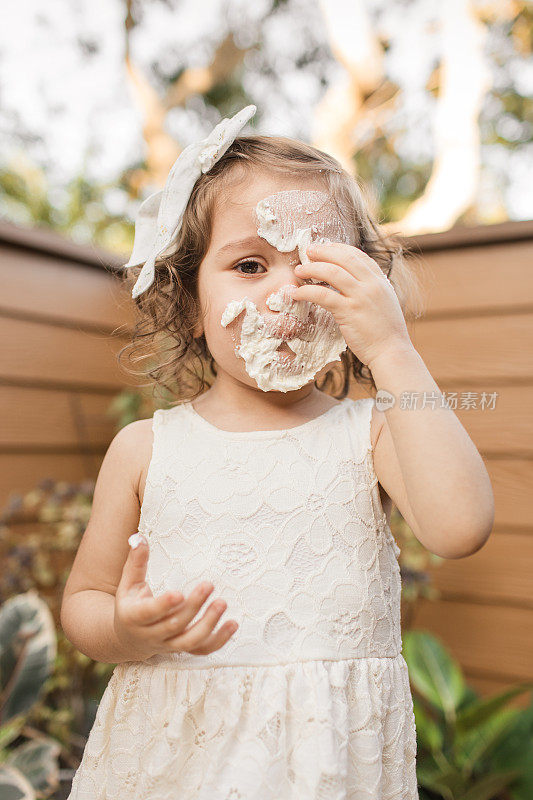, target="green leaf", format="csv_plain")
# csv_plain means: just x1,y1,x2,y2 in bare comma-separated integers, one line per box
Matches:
6,737,61,794
490,694,533,799
416,762,468,797
457,685,480,711
0,763,35,799
454,707,519,770
0,591,57,724
460,769,521,800
403,630,466,719
456,683,533,735
507,754,533,800
412,696,444,752
0,716,26,752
